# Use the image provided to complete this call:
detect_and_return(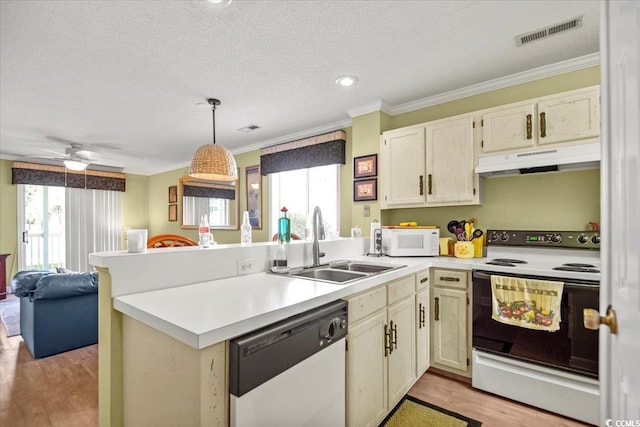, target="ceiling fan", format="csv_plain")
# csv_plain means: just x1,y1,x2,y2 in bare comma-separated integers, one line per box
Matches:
28,140,123,171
